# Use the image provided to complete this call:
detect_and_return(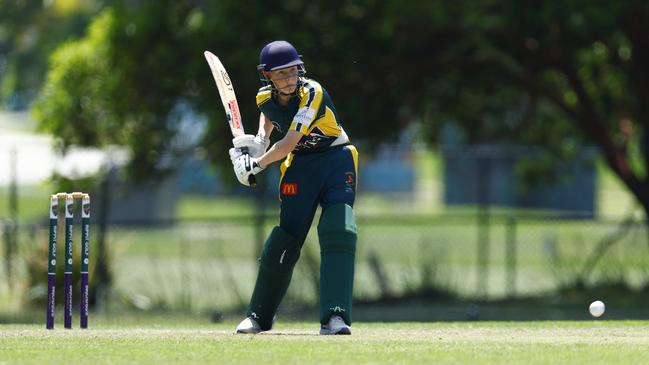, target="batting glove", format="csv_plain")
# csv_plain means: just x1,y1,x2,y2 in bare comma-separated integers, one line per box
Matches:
232,153,264,186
